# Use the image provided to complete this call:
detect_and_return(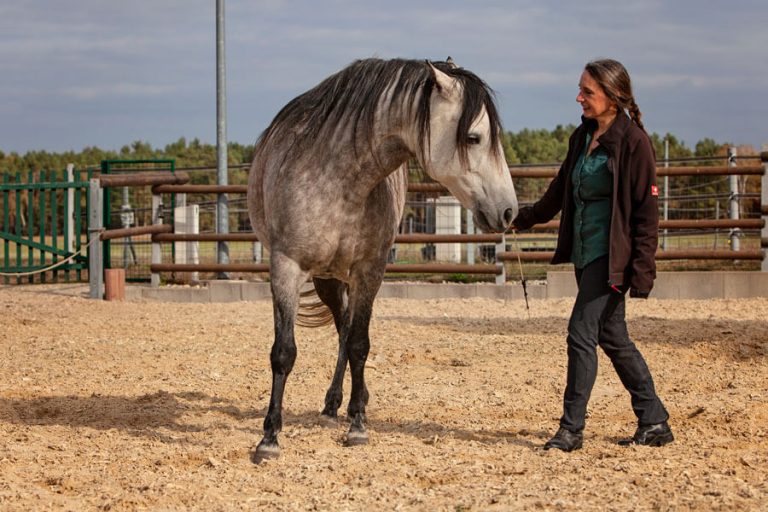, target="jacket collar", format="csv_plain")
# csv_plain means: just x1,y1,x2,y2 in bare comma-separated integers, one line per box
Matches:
581,113,631,153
